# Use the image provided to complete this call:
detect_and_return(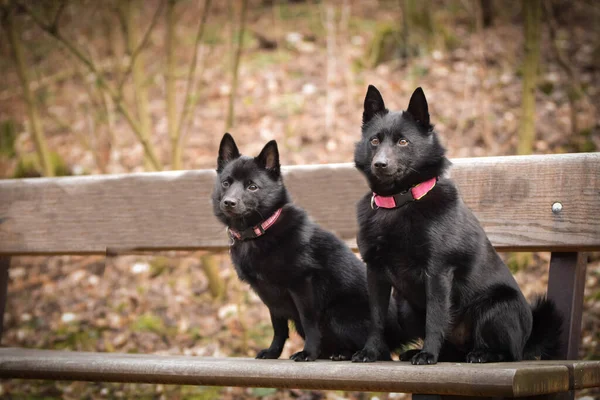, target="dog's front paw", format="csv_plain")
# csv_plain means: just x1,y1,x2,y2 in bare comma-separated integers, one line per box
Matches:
290,350,317,362
351,347,385,363
256,348,281,359
411,351,438,365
